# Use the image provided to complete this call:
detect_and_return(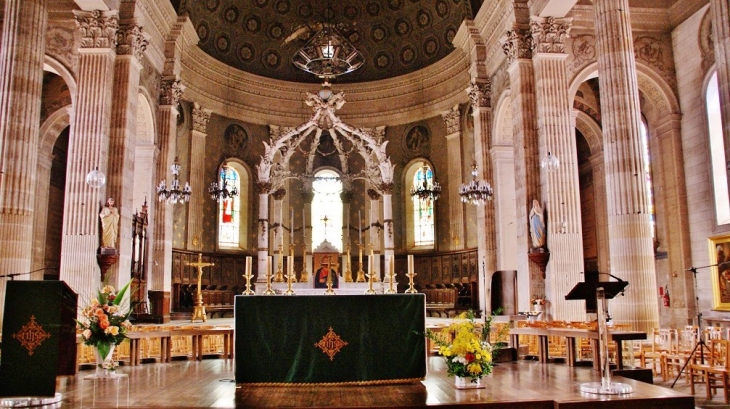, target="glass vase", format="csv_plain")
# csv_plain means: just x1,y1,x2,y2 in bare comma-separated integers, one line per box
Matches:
93,343,117,378
454,375,485,389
